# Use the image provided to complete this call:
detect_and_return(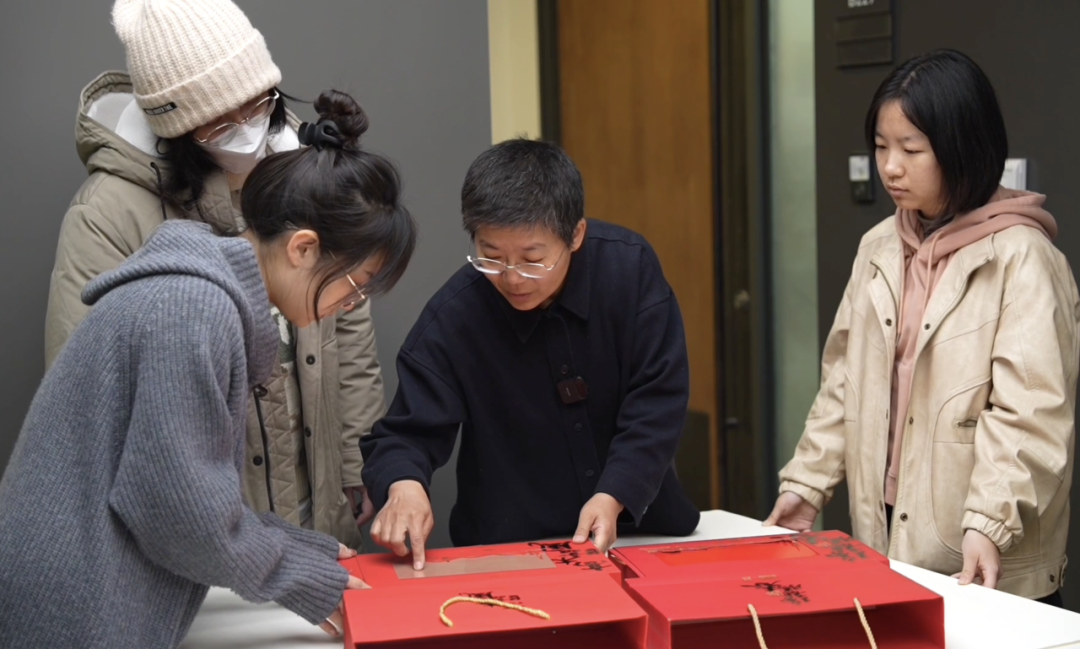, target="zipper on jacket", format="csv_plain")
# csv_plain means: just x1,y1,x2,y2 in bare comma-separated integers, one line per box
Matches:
253,387,275,513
